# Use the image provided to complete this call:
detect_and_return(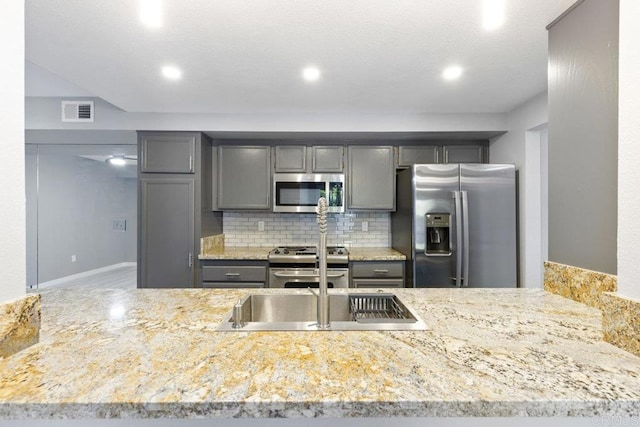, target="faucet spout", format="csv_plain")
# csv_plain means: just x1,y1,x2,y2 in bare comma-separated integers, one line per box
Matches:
316,197,330,329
